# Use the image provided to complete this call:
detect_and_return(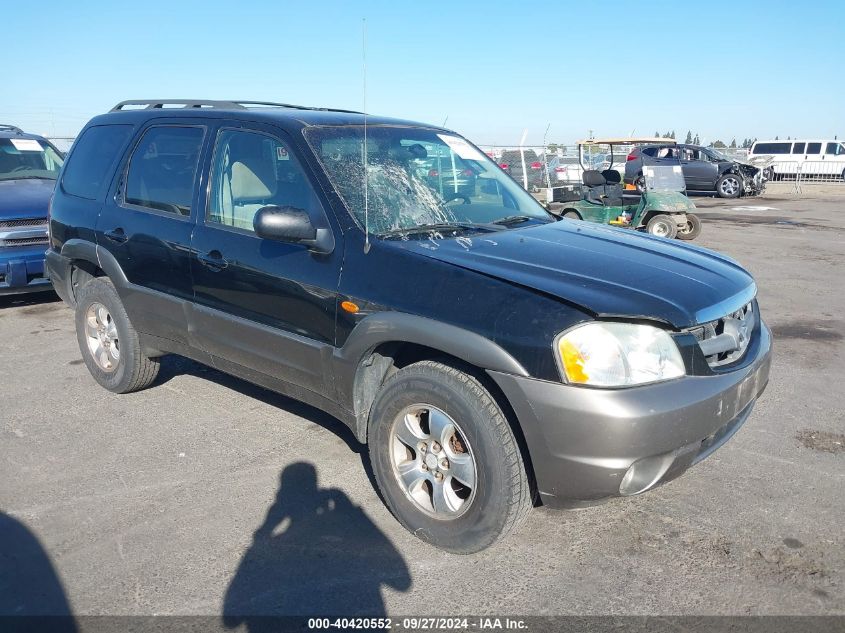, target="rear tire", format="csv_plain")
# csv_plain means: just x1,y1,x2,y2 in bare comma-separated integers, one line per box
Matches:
716,173,742,198
676,213,702,240
563,210,581,220
646,214,678,239
74,278,160,394
368,360,532,554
